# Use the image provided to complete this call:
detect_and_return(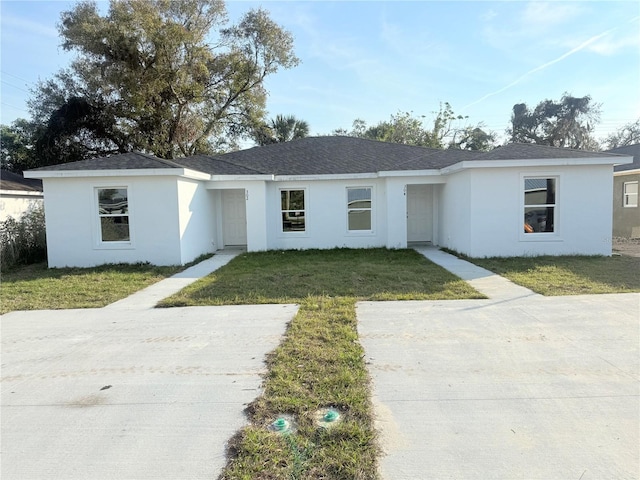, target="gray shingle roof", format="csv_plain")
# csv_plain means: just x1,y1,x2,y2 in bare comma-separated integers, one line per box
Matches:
1,170,43,192
606,144,640,172
26,138,625,177
29,152,184,171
